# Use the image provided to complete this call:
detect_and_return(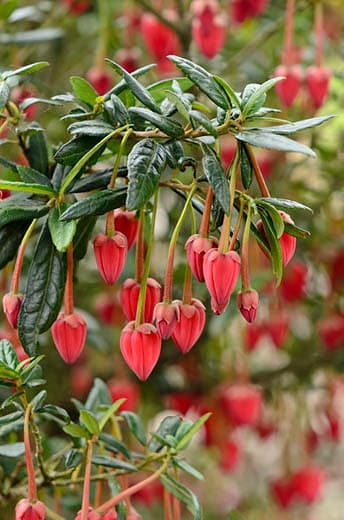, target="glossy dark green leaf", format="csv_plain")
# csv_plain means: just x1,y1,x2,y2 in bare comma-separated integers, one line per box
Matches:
85,378,112,410
202,146,229,215
68,120,115,137
63,423,90,439
190,110,218,137
148,77,193,103
0,220,29,269
80,410,100,435
148,416,182,452
18,223,67,355
0,81,10,109
98,432,130,459
0,340,20,370
164,141,185,169
70,168,112,192
160,473,203,520
258,208,283,285
26,129,50,175
242,77,283,117
106,63,156,99
168,55,227,110
126,139,166,210
283,221,311,239
0,442,25,457
70,76,98,106
0,180,54,196
64,448,82,469
41,404,70,421
239,143,252,189
48,203,77,252
60,187,127,220
235,130,316,157
175,413,211,450
108,94,130,125
2,61,49,80
121,411,146,446
106,59,161,113
0,201,49,227
30,390,47,411
256,197,313,214
73,215,97,261
17,165,52,187
129,107,184,138
0,365,19,380
165,90,190,120
261,115,335,134
213,75,241,109
173,459,204,481
54,135,105,167
0,411,23,426
256,201,284,239
91,455,137,472
0,418,24,437
98,399,126,431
